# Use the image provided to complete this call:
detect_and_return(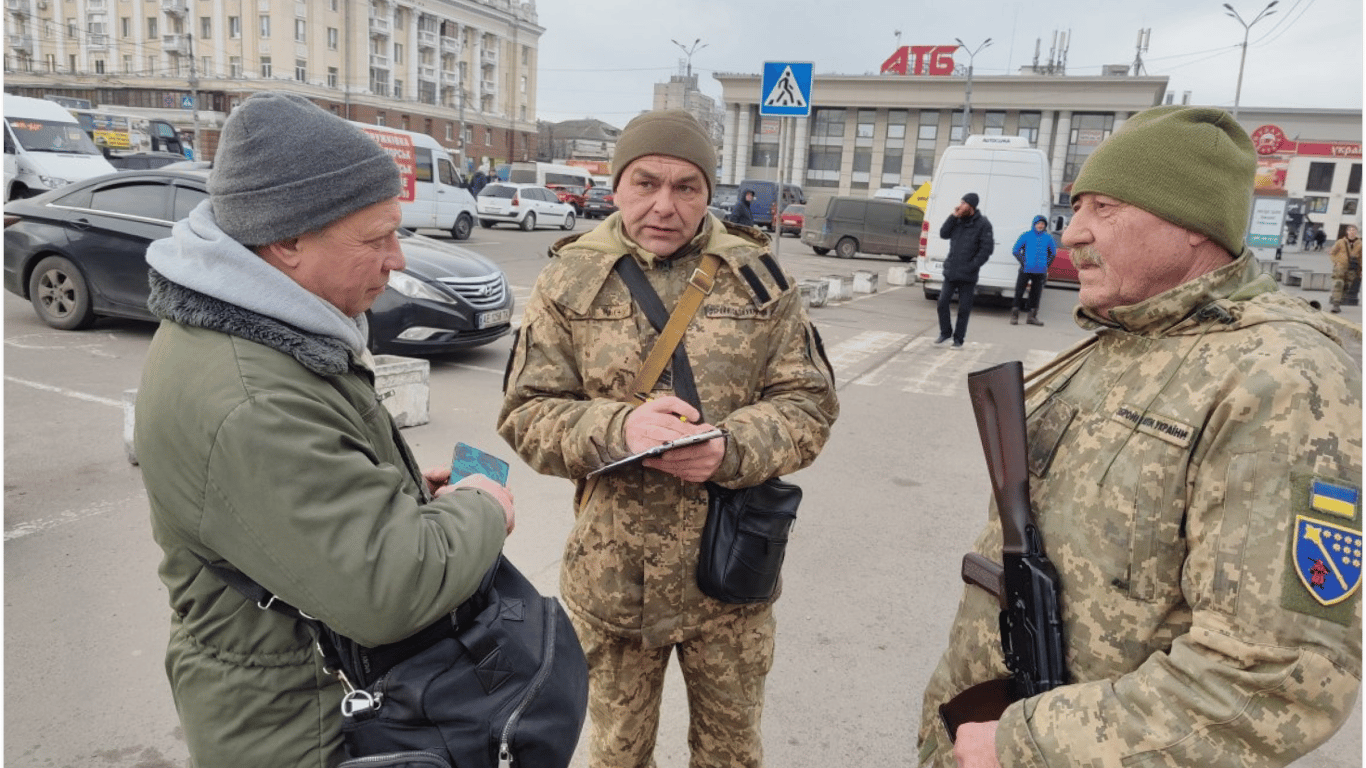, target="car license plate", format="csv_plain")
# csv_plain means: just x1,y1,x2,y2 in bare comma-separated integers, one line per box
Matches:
478,308,510,328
